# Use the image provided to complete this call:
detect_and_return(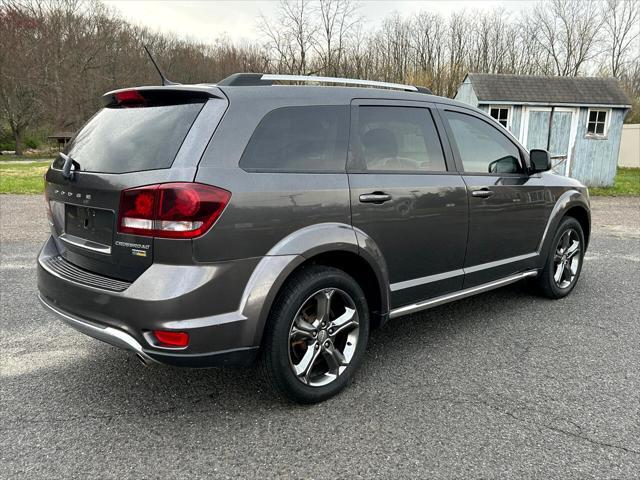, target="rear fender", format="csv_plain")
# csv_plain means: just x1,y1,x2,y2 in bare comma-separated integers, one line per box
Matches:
243,223,390,345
